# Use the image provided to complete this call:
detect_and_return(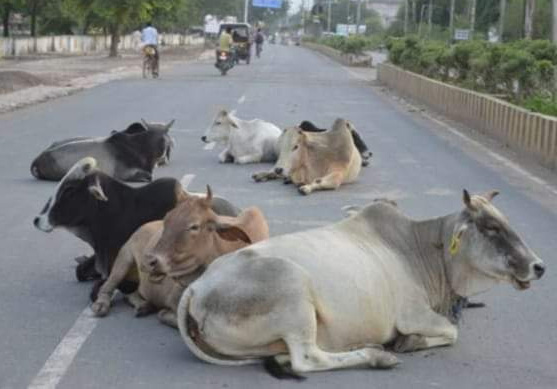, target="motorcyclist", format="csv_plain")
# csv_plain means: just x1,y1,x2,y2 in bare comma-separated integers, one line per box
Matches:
141,22,159,76
255,28,264,57
217,27,234,64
